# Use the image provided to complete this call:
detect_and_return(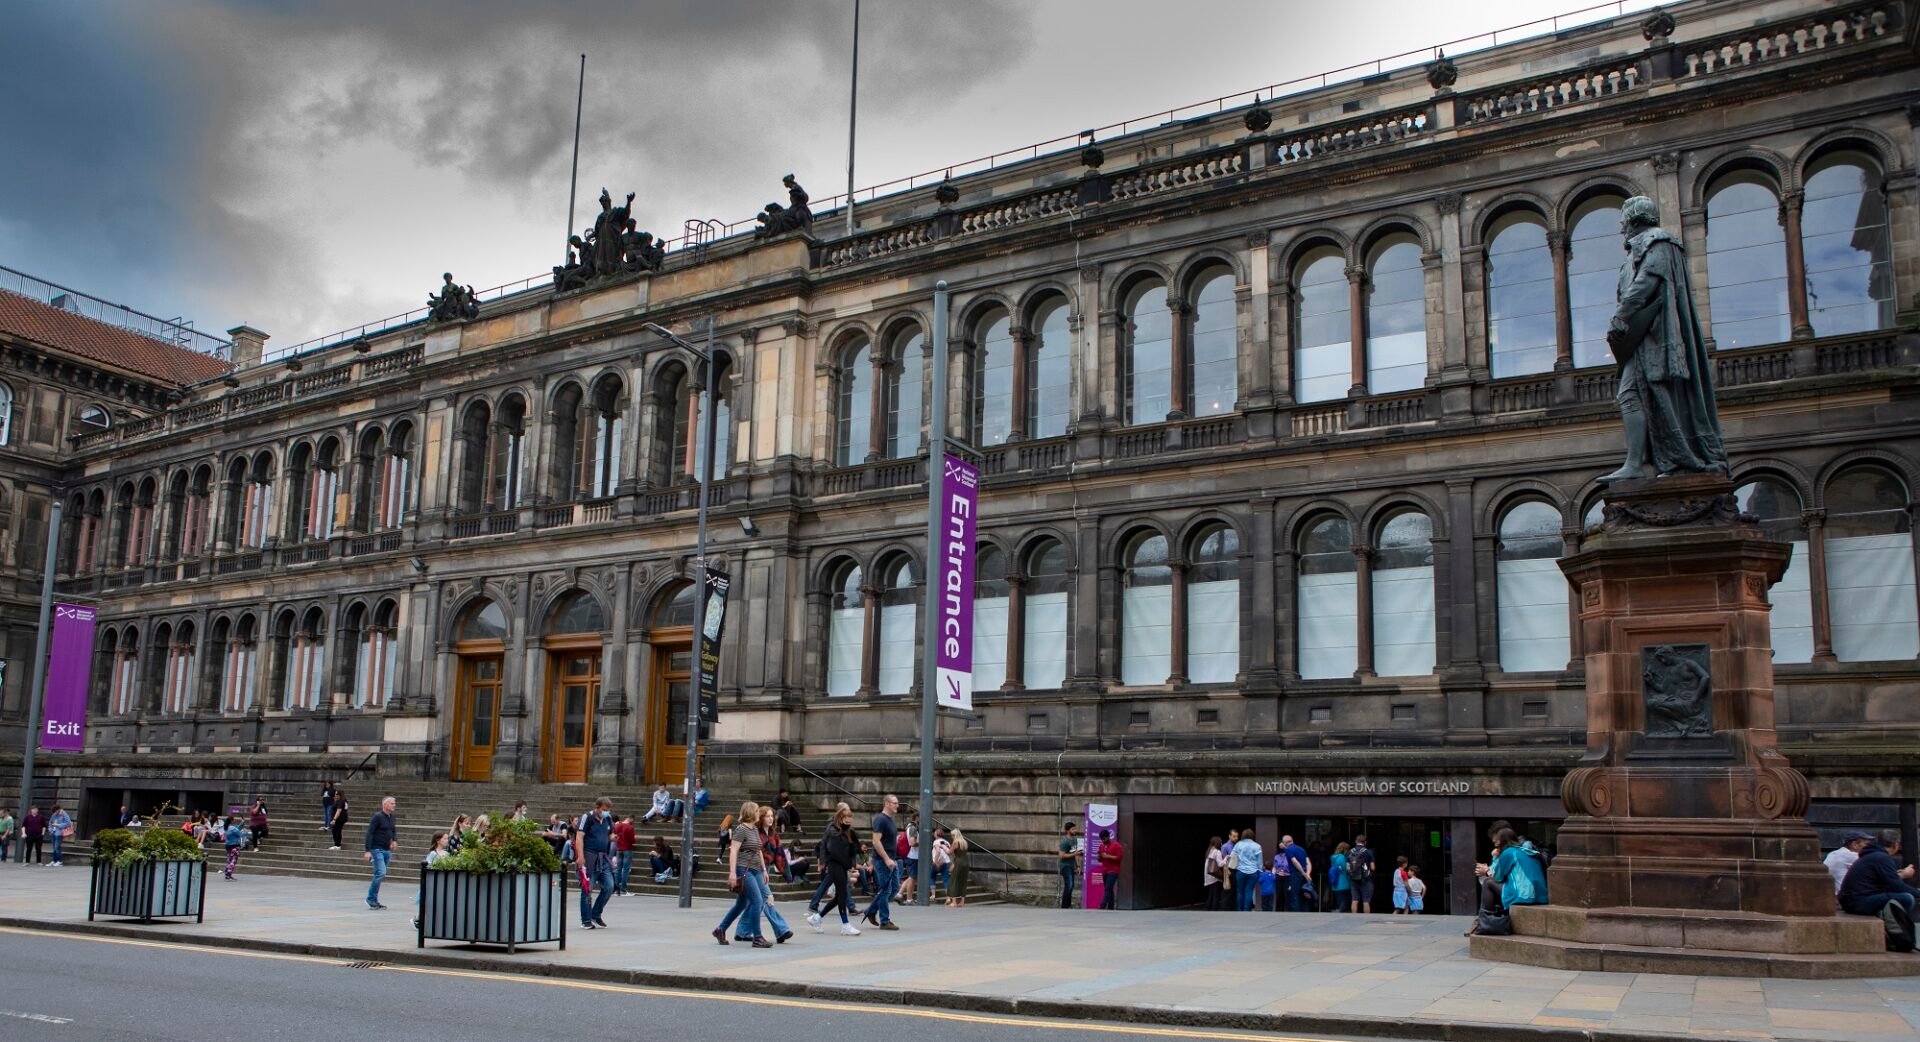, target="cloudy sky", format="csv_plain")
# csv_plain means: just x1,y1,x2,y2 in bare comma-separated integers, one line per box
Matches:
1,0,1652,353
